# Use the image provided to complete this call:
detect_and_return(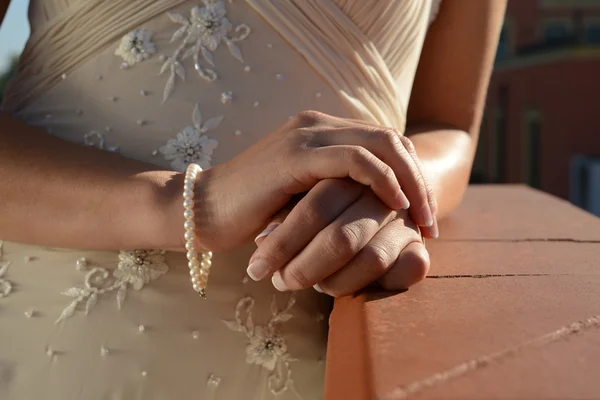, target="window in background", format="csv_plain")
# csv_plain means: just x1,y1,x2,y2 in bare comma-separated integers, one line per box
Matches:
524,109,542,189
544,23,570,40
585,19,600,43
540,18,573,42
495,19,515,62
496,26,509,61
